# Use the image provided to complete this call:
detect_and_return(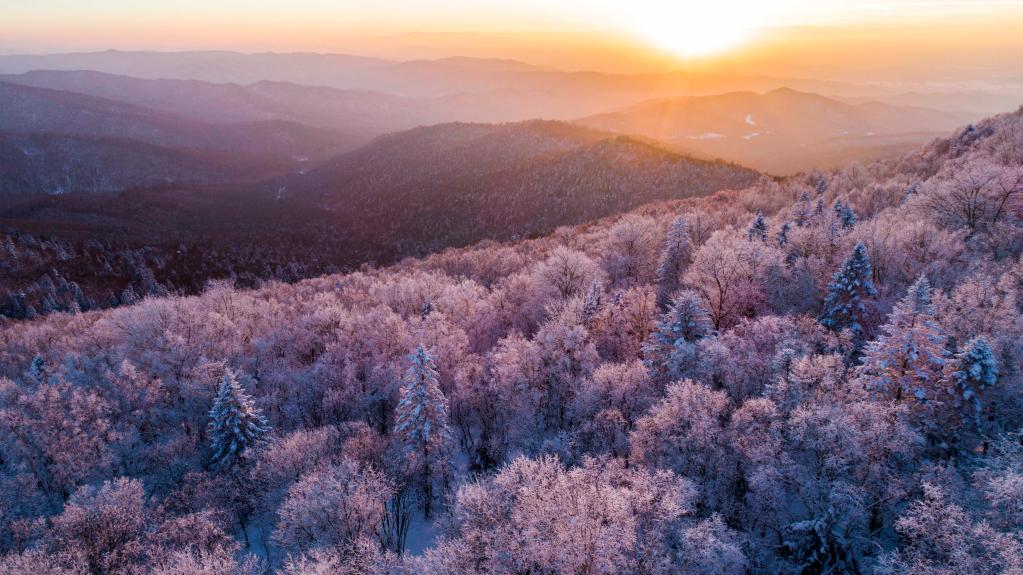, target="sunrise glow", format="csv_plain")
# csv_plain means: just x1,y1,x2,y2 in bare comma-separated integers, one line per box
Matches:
625,0,761,57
